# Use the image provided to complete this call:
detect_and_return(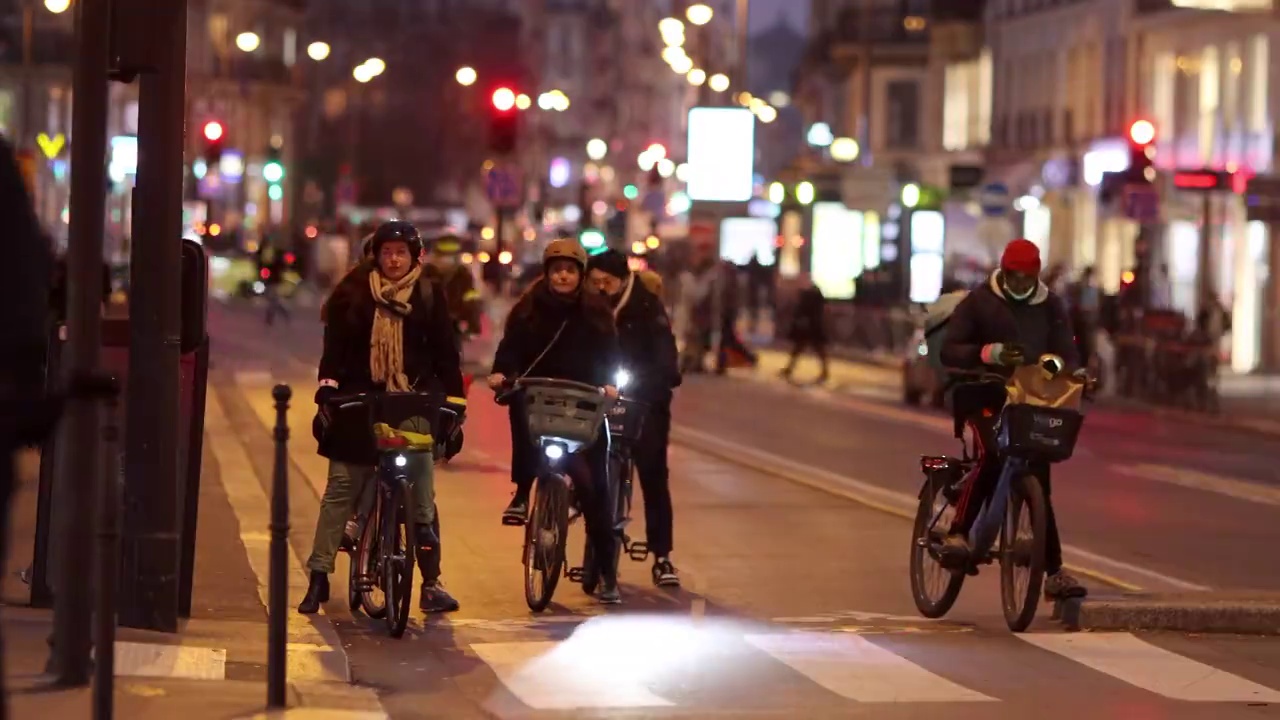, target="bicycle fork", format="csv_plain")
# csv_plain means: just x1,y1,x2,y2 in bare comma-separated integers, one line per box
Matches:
969,458,1025,562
